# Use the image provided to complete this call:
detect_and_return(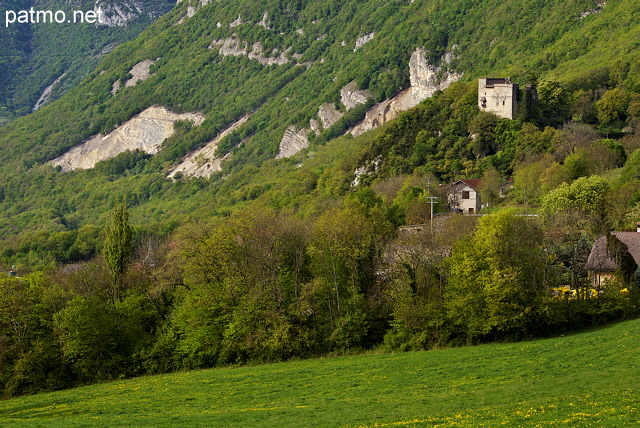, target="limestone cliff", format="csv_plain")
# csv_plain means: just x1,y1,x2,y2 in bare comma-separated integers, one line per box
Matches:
354,33,375,51
274,48,460,160
317,103,343,129
95,0,143,27
51,106,205,171
168,115,249,179
112,60,156,95
349,47,461,137
275,126,311,159
340,81,373,110
210,37,291,66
